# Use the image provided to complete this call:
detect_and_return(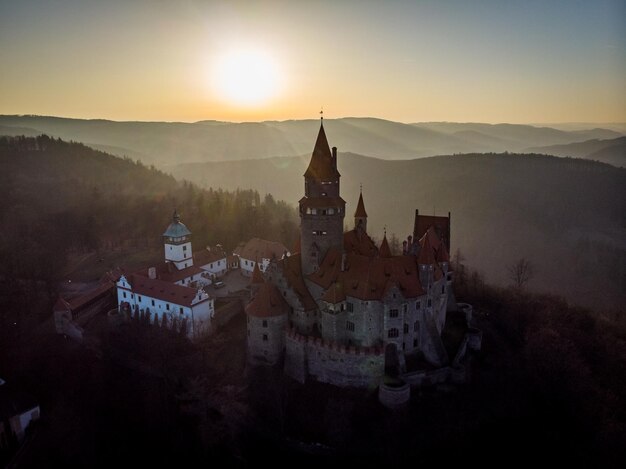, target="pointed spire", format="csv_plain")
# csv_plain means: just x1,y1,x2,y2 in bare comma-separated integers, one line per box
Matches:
379,231,392,258
251,261,264,284
304,121,340,180
354,188,368,218
417,230,436,265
